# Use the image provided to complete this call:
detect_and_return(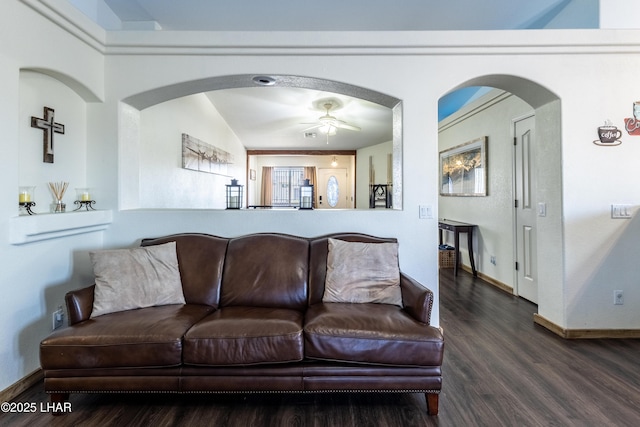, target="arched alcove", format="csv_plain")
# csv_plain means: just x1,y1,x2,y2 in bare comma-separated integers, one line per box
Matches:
119,75,403,210
19,69,102,208
438,75,562,326
24,67,102,103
